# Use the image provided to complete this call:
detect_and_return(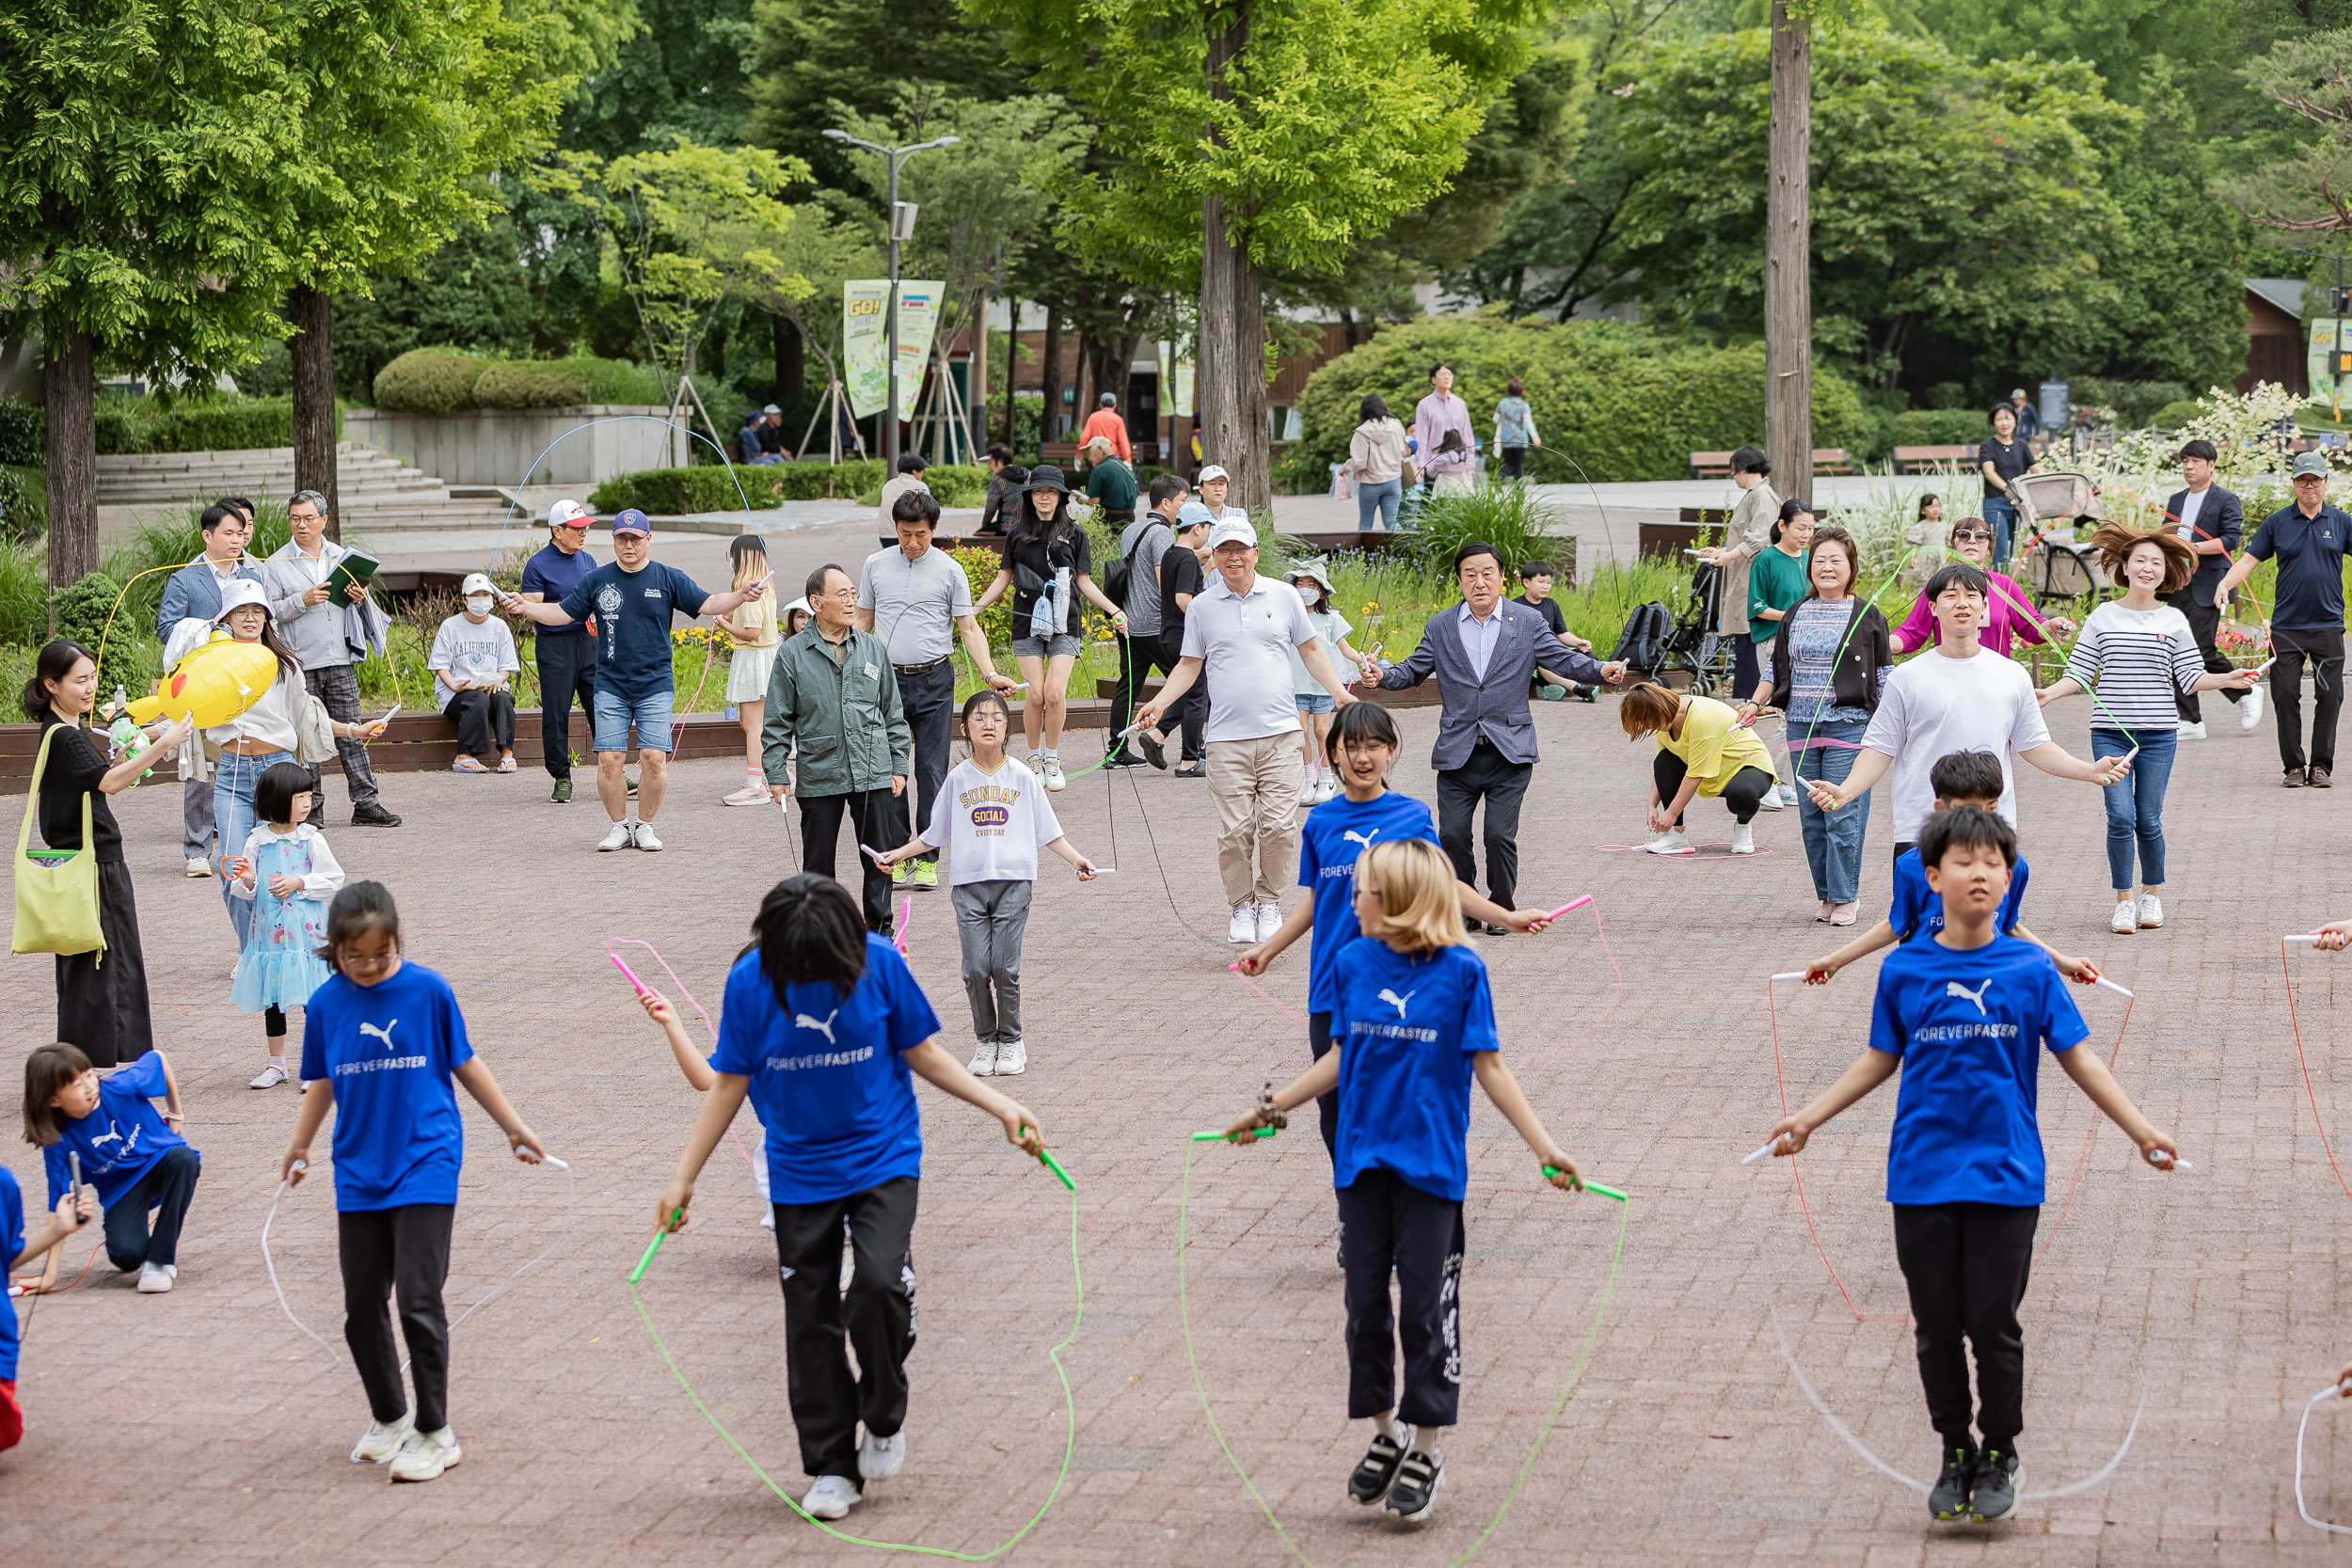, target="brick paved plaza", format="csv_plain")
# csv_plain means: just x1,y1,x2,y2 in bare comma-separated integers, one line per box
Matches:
7,696,2352,1565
